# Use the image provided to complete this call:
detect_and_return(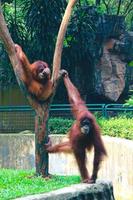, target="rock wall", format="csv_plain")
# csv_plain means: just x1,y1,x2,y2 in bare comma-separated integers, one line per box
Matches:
67,8,133,102
94,31,133,102
95,39,126,101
